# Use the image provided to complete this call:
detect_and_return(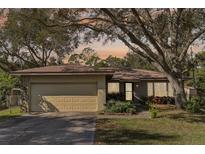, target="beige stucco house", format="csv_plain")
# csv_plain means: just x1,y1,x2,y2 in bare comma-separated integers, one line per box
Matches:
13,64,174,112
